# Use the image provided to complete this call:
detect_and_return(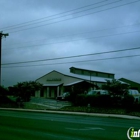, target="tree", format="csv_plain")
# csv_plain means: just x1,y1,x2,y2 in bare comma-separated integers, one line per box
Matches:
12,81,42,102
102,79,130,106
102,79,129,97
